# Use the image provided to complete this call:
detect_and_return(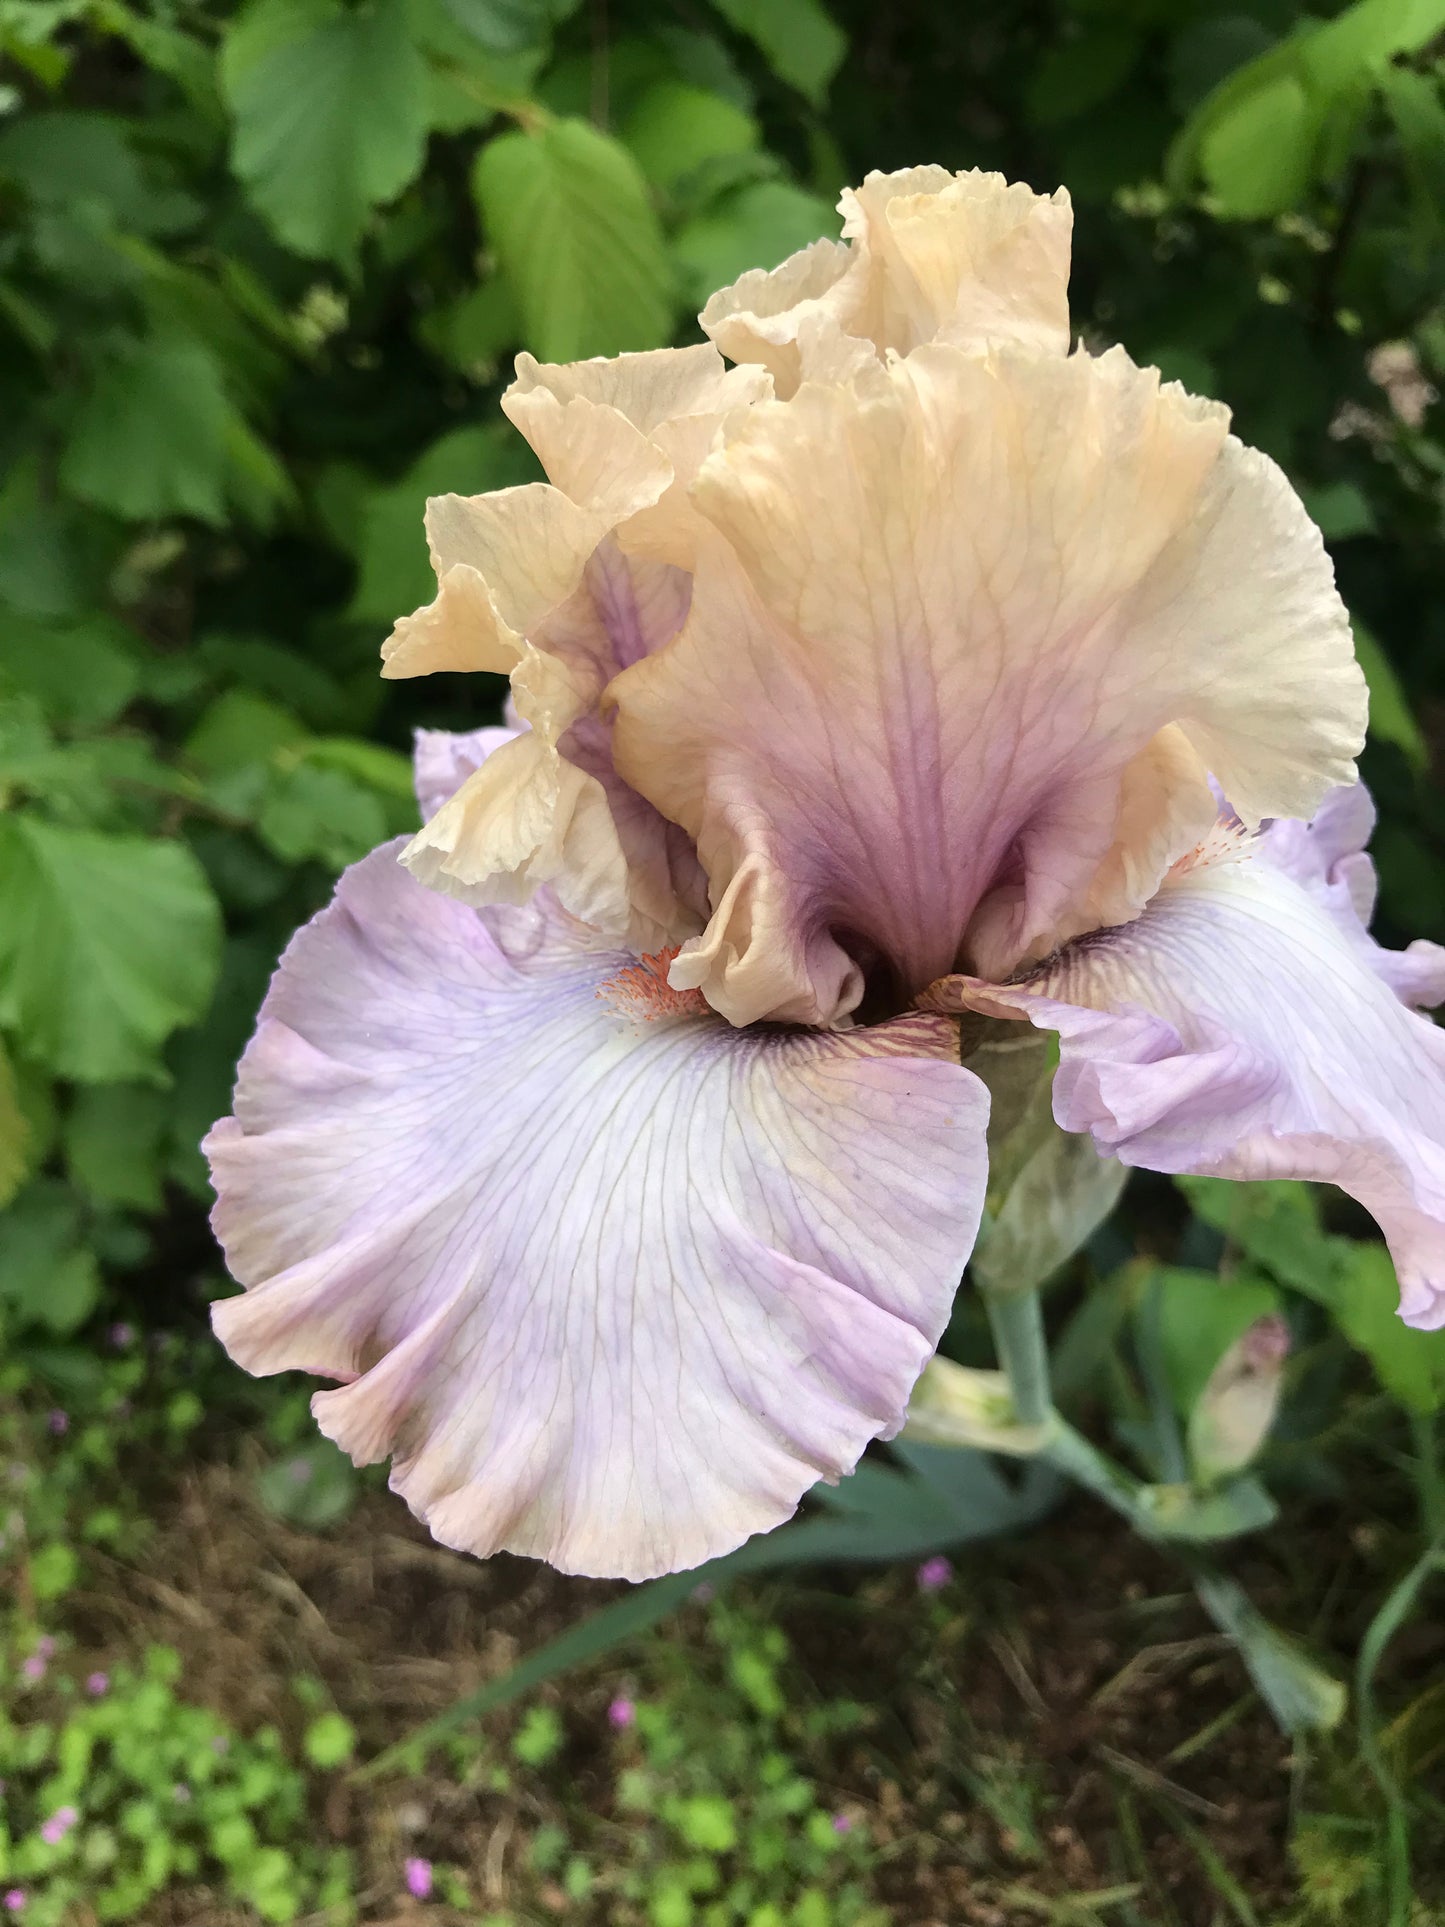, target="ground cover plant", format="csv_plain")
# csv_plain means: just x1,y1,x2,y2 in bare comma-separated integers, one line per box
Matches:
3,0,1445,1919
